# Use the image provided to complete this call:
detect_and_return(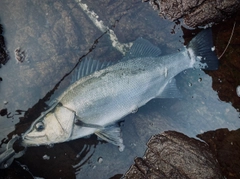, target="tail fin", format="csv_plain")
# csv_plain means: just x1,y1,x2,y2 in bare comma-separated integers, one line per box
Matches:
187,29,219,70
